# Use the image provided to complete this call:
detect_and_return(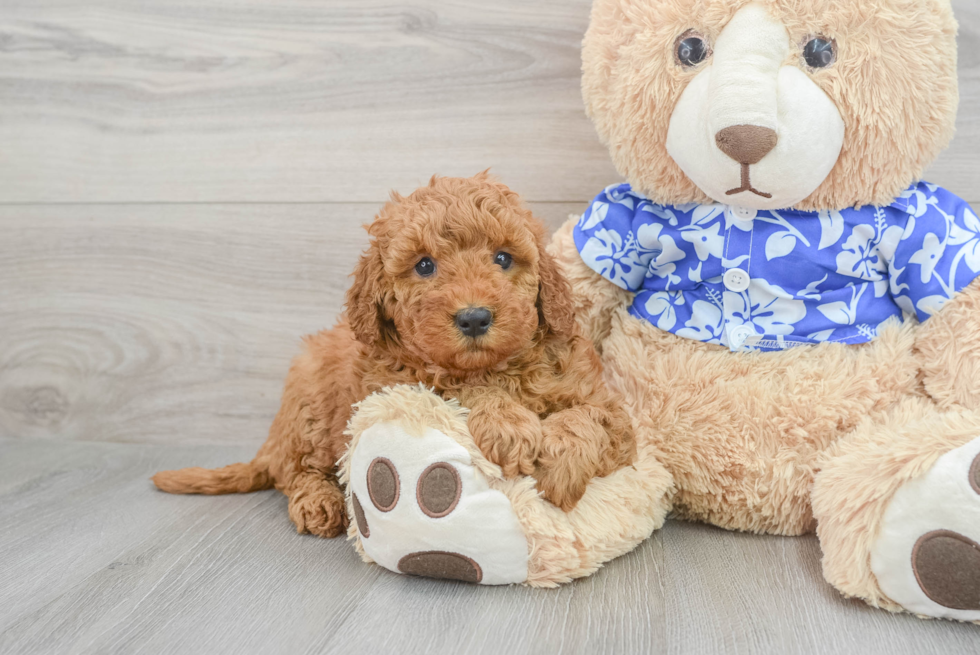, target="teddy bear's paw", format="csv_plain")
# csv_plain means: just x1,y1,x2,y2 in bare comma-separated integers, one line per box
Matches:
870,436,980,621
346,421,529,585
